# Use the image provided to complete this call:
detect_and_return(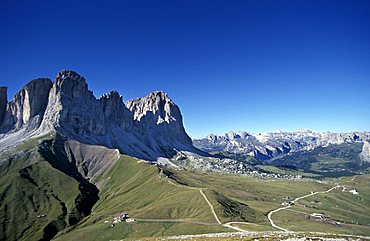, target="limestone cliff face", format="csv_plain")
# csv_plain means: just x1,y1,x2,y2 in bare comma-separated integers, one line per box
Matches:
40,70,107,136
1,78,52,130
1,70,197,160
37,71,195,158
126,91,193,149
0,87,7,124
99,91,133,130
